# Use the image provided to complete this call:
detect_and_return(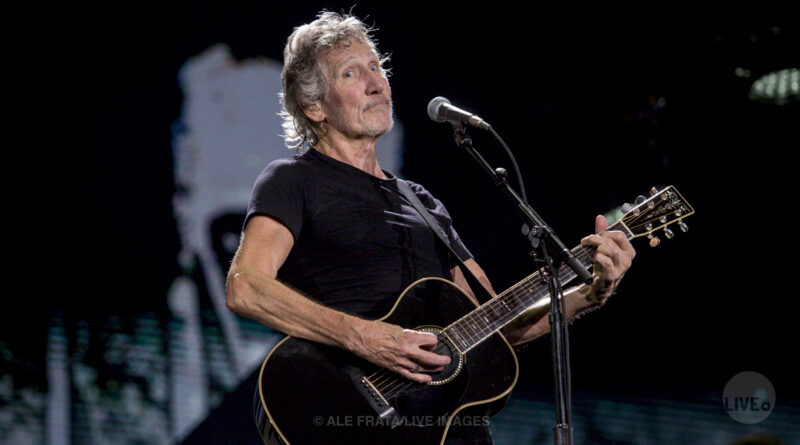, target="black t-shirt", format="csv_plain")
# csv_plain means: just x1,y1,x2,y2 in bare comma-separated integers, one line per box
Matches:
244,148,472,319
